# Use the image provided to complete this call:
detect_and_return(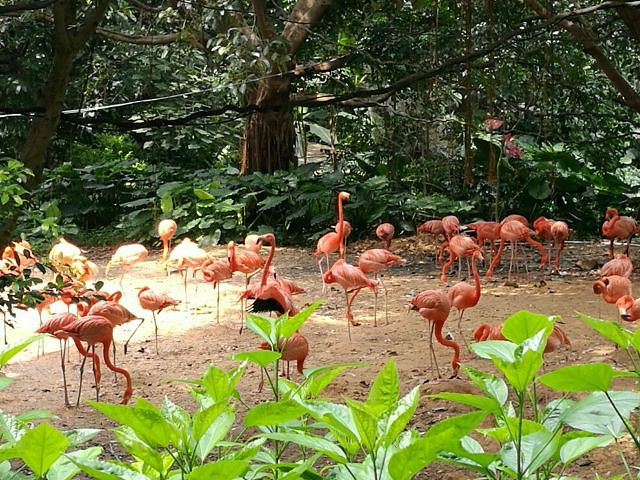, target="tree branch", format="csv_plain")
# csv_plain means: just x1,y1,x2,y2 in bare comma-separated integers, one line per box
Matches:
74,0,112,47
282,0,332,55
251,0,272,40
292,54,355,77
616,5,640,40
95,28,181,45
0,0,52,15
524,0,640,113
126,0,161,12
